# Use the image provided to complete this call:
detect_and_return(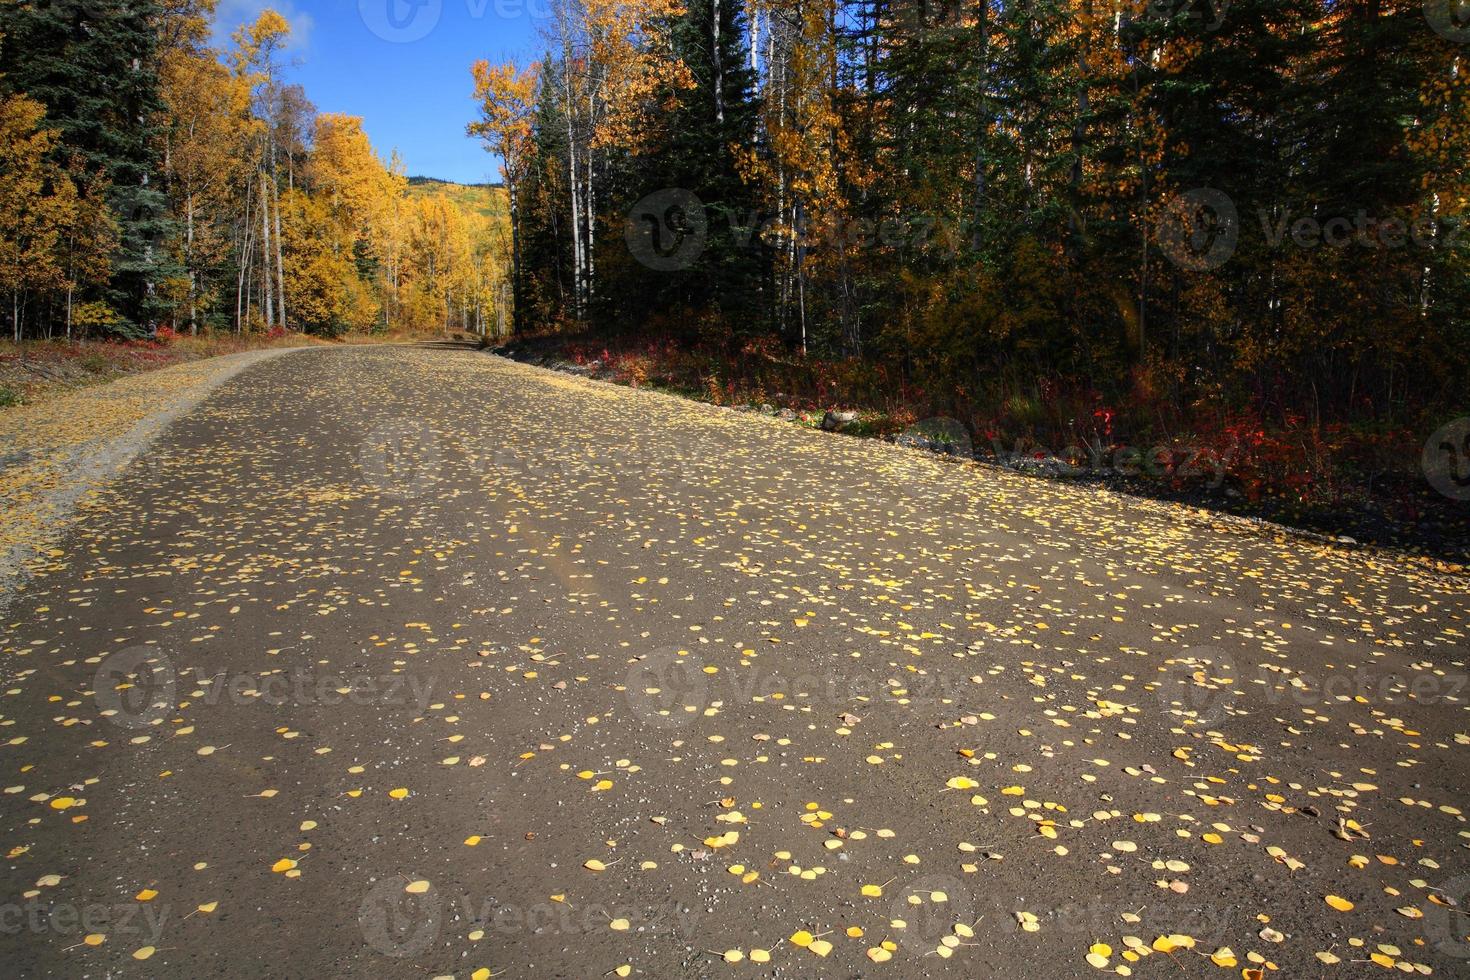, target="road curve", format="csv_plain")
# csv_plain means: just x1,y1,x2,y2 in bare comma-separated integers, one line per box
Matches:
1,345,1467,978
